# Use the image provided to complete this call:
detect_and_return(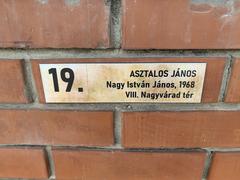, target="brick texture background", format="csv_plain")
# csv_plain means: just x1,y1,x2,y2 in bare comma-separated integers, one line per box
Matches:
0,0,239,179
